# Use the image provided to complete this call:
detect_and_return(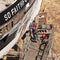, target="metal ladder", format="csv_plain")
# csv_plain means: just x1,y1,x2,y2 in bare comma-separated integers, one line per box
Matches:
35,41,48,60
